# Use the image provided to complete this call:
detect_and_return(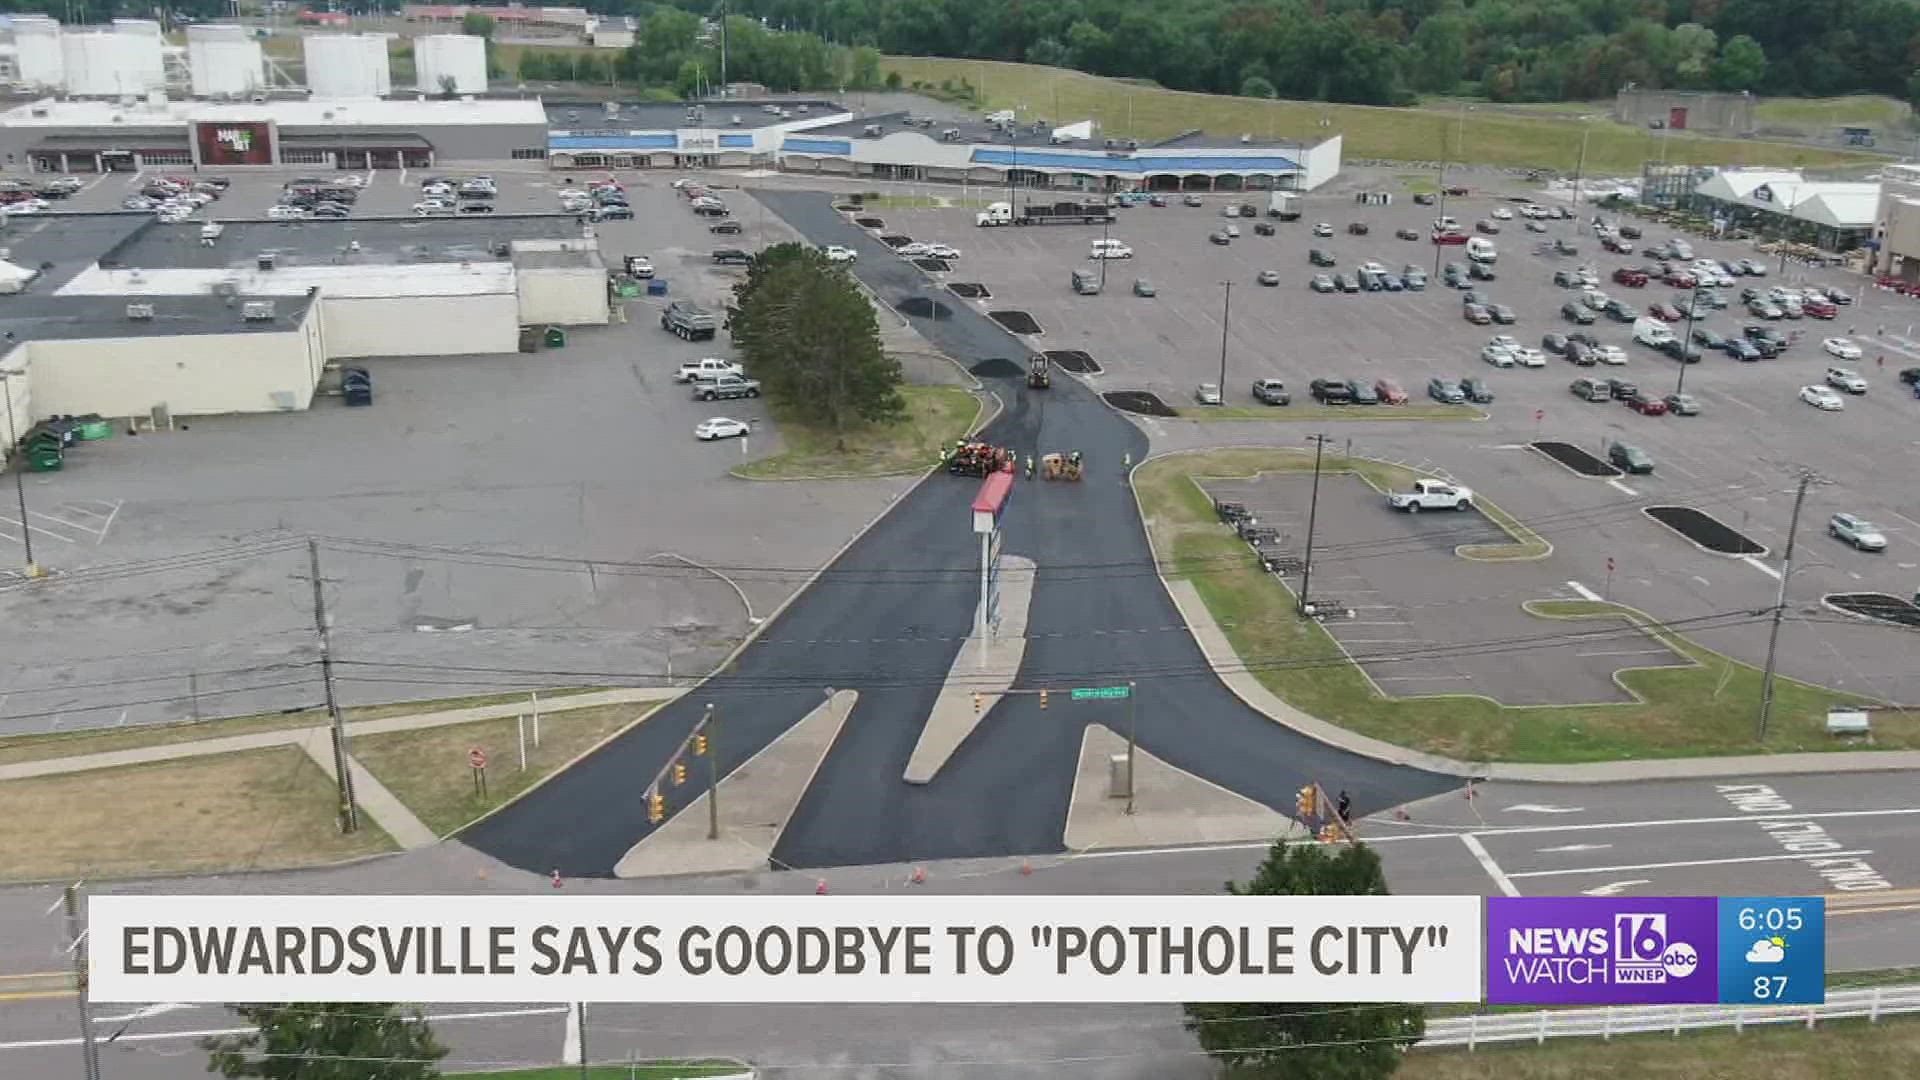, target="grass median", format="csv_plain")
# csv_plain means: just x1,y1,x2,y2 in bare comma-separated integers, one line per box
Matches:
454,1063,745,1080
733,384,982,480
1174,404,1485,423
352,703,662,836
1404,1016,1920,1080
0,747,394,882
881,57,1882,175
1134,448,1892,763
